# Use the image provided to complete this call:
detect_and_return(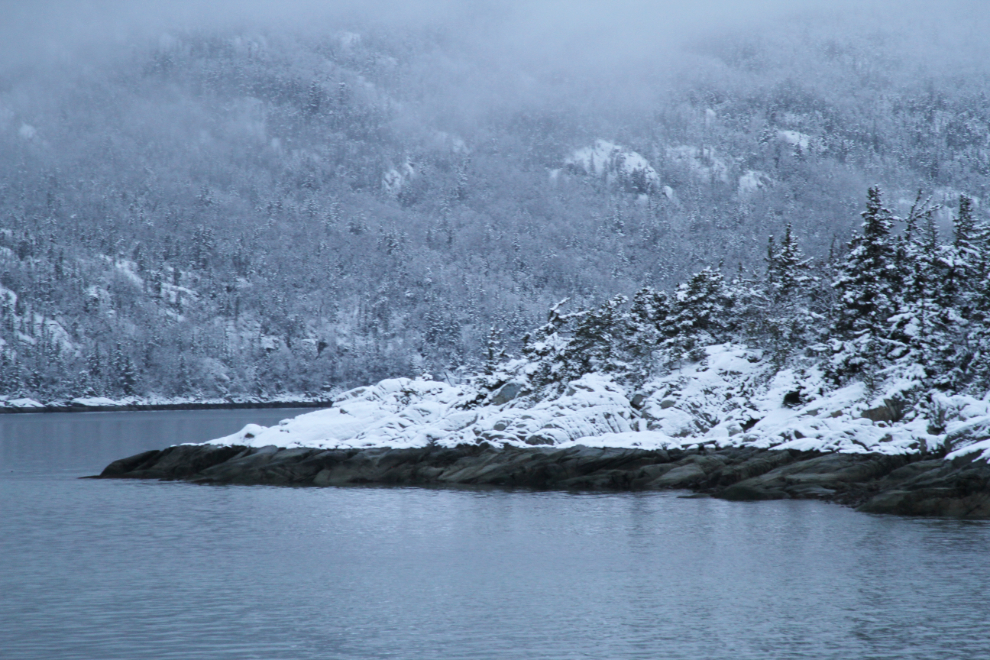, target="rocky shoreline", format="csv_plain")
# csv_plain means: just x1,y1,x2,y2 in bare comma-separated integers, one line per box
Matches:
93,443,990,519
0,399,331,415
